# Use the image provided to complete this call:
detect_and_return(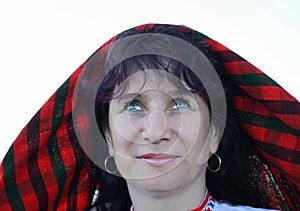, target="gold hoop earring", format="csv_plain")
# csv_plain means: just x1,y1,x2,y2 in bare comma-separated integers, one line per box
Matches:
207,153,221,173
104,155,118,174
